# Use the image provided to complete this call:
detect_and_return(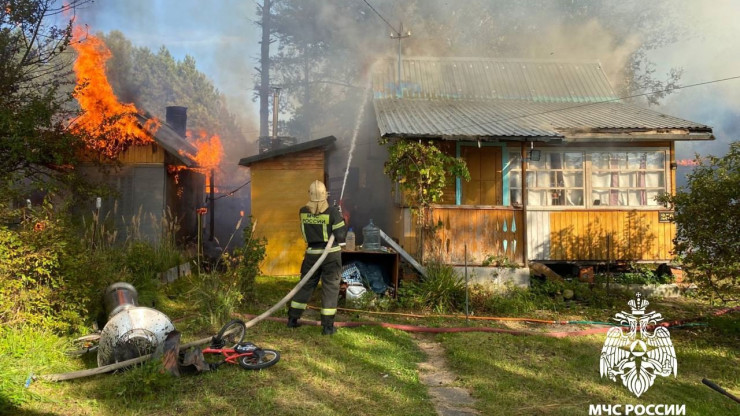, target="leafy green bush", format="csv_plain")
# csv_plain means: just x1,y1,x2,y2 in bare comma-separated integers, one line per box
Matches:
657,142,740,303
231,218,266,303
468,278,632,316
608,264,674,285
186,270,244,328
0,199,188,333
187,218,266,327
399,261,465,313
0,204,87,332
481,254,520,269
